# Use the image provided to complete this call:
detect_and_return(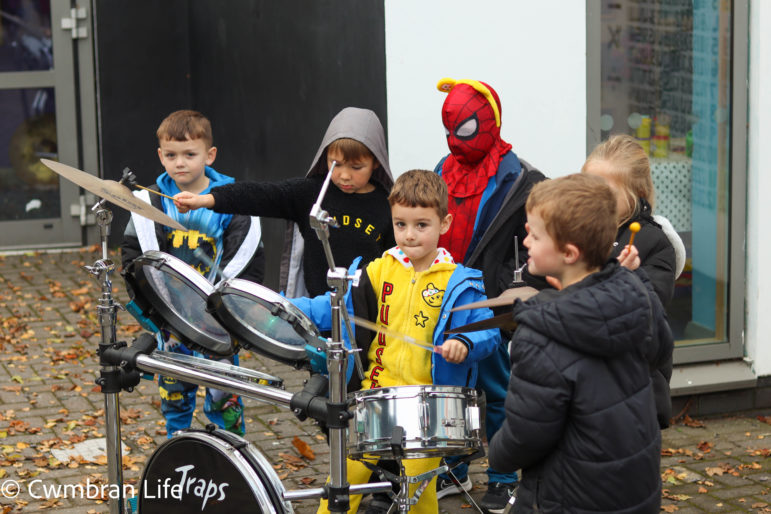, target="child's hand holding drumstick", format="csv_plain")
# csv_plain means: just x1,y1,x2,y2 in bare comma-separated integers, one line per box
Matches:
618,222,641,270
